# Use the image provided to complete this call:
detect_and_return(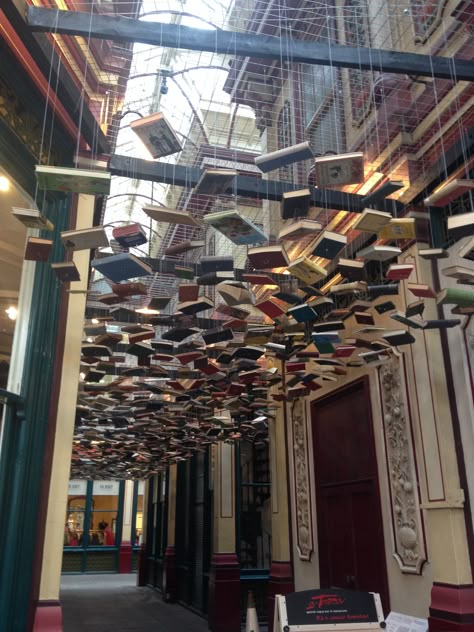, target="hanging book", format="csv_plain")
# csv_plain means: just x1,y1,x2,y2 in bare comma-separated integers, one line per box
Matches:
313,152,364,187
247,244,289,269
278,218,322,241
51,261,80,282
418,247,449,260
337,258,366,281
194,169,237,195
357,244,401,262
177,297,214,315
255,141,313,173
406,283,436,300
255,298,286,319
424,179,474,207
437,288,474,307
35,166,111,195
174,265,195,280
311,230,347,259
129,111,182,159
164,240,204,256
447,212,474,241
383,330,416,346
143,205,202,227
386,263,414,281
441,265,474,284
111,282,148,297
24,237,53,262
112,223,147,248
11,207,54,231
242,273,277,286
459,236,474,261
329,281,367,295
362,180,404,206
286,256,327,285
378,218,416,240
61,226,109,251
179,283,199,302
202,209,267,245
287,304,318,323
280,189,312,219
200,255,234,274
91,253,152,282
353,209,392,233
